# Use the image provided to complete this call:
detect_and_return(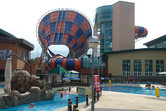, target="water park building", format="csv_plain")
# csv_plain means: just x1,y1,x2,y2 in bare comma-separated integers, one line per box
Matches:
0,29,34,81
93,1,166,78
36,1,166,79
